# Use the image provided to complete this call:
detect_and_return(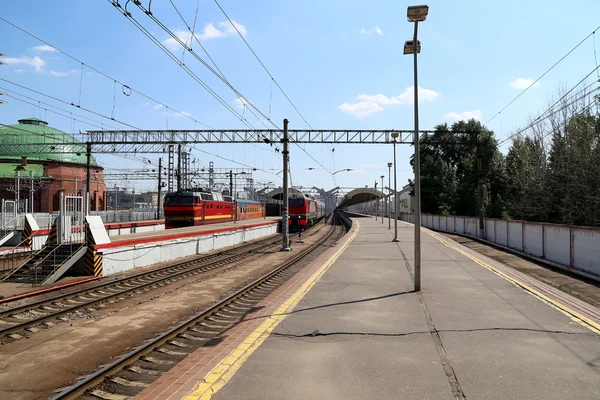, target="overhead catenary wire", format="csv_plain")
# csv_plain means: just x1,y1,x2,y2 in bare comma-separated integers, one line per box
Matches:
123,1,333,175
212,0,334,154
485,24,600,126
109,3,257,131
499,65,600,145
0,15,213,129
0,77,144,131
